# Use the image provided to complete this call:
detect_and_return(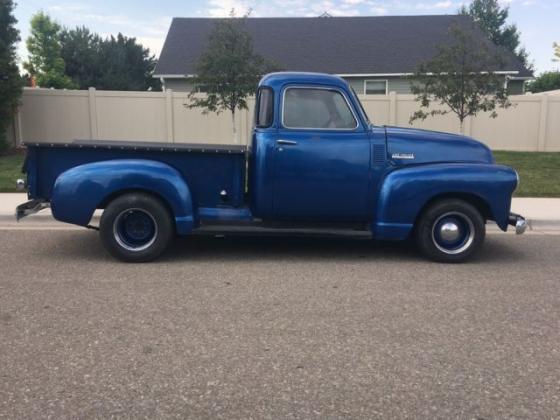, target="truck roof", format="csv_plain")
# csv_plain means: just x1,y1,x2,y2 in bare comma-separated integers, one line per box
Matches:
259,72,350,90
